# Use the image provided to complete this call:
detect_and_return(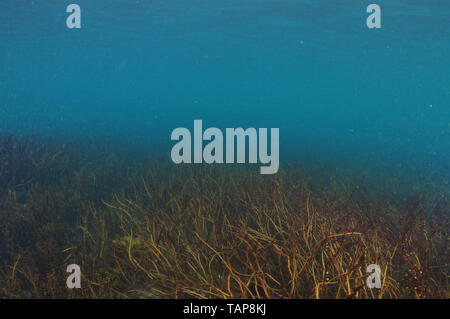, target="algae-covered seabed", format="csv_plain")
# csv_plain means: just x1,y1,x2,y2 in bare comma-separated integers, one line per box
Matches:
0,135,448,299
